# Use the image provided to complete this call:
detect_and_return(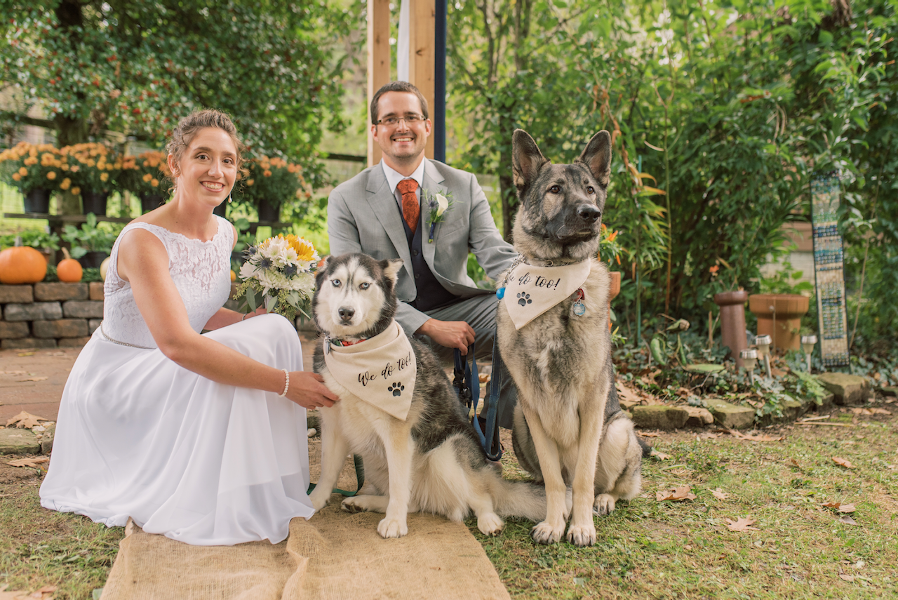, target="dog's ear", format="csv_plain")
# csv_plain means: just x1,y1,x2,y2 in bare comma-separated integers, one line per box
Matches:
577,131,612,187
380,258,403,285
512,129,549,189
